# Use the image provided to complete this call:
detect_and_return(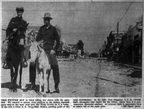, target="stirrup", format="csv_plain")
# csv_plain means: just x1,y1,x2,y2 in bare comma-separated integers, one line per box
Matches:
22,61,28,68
3,63,10,69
